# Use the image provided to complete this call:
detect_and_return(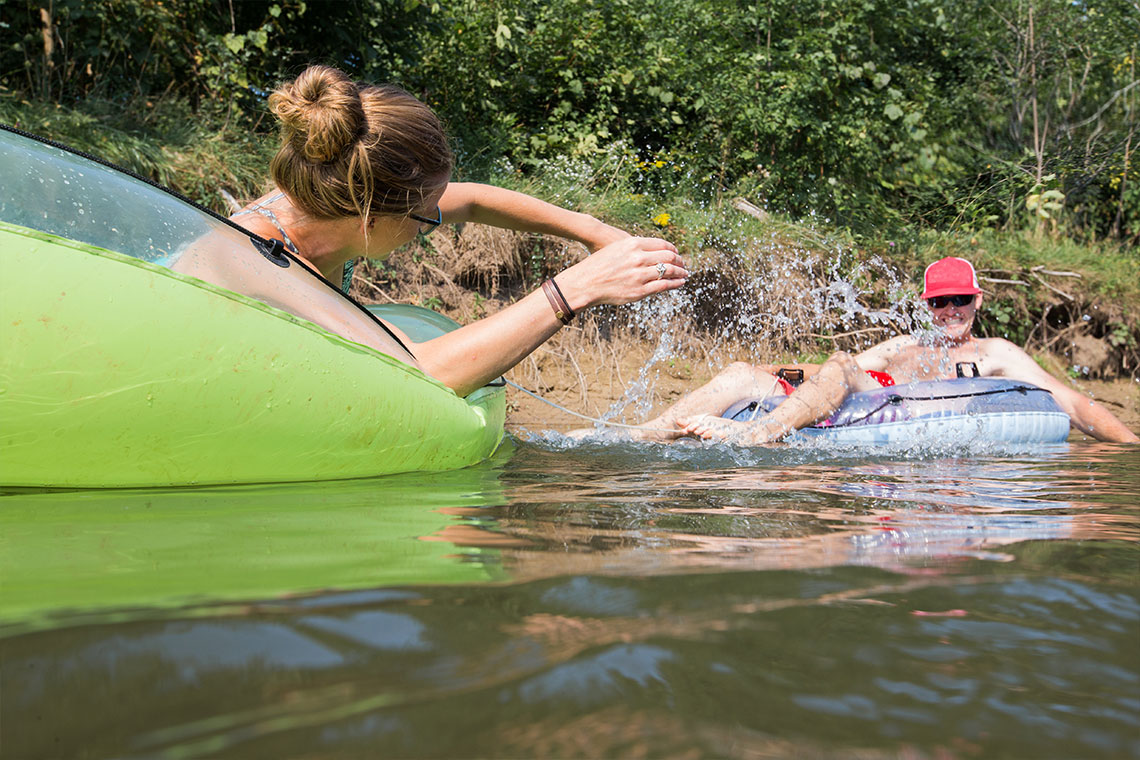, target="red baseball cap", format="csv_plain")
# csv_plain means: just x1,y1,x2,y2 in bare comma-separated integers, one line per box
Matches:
921,257,981,299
